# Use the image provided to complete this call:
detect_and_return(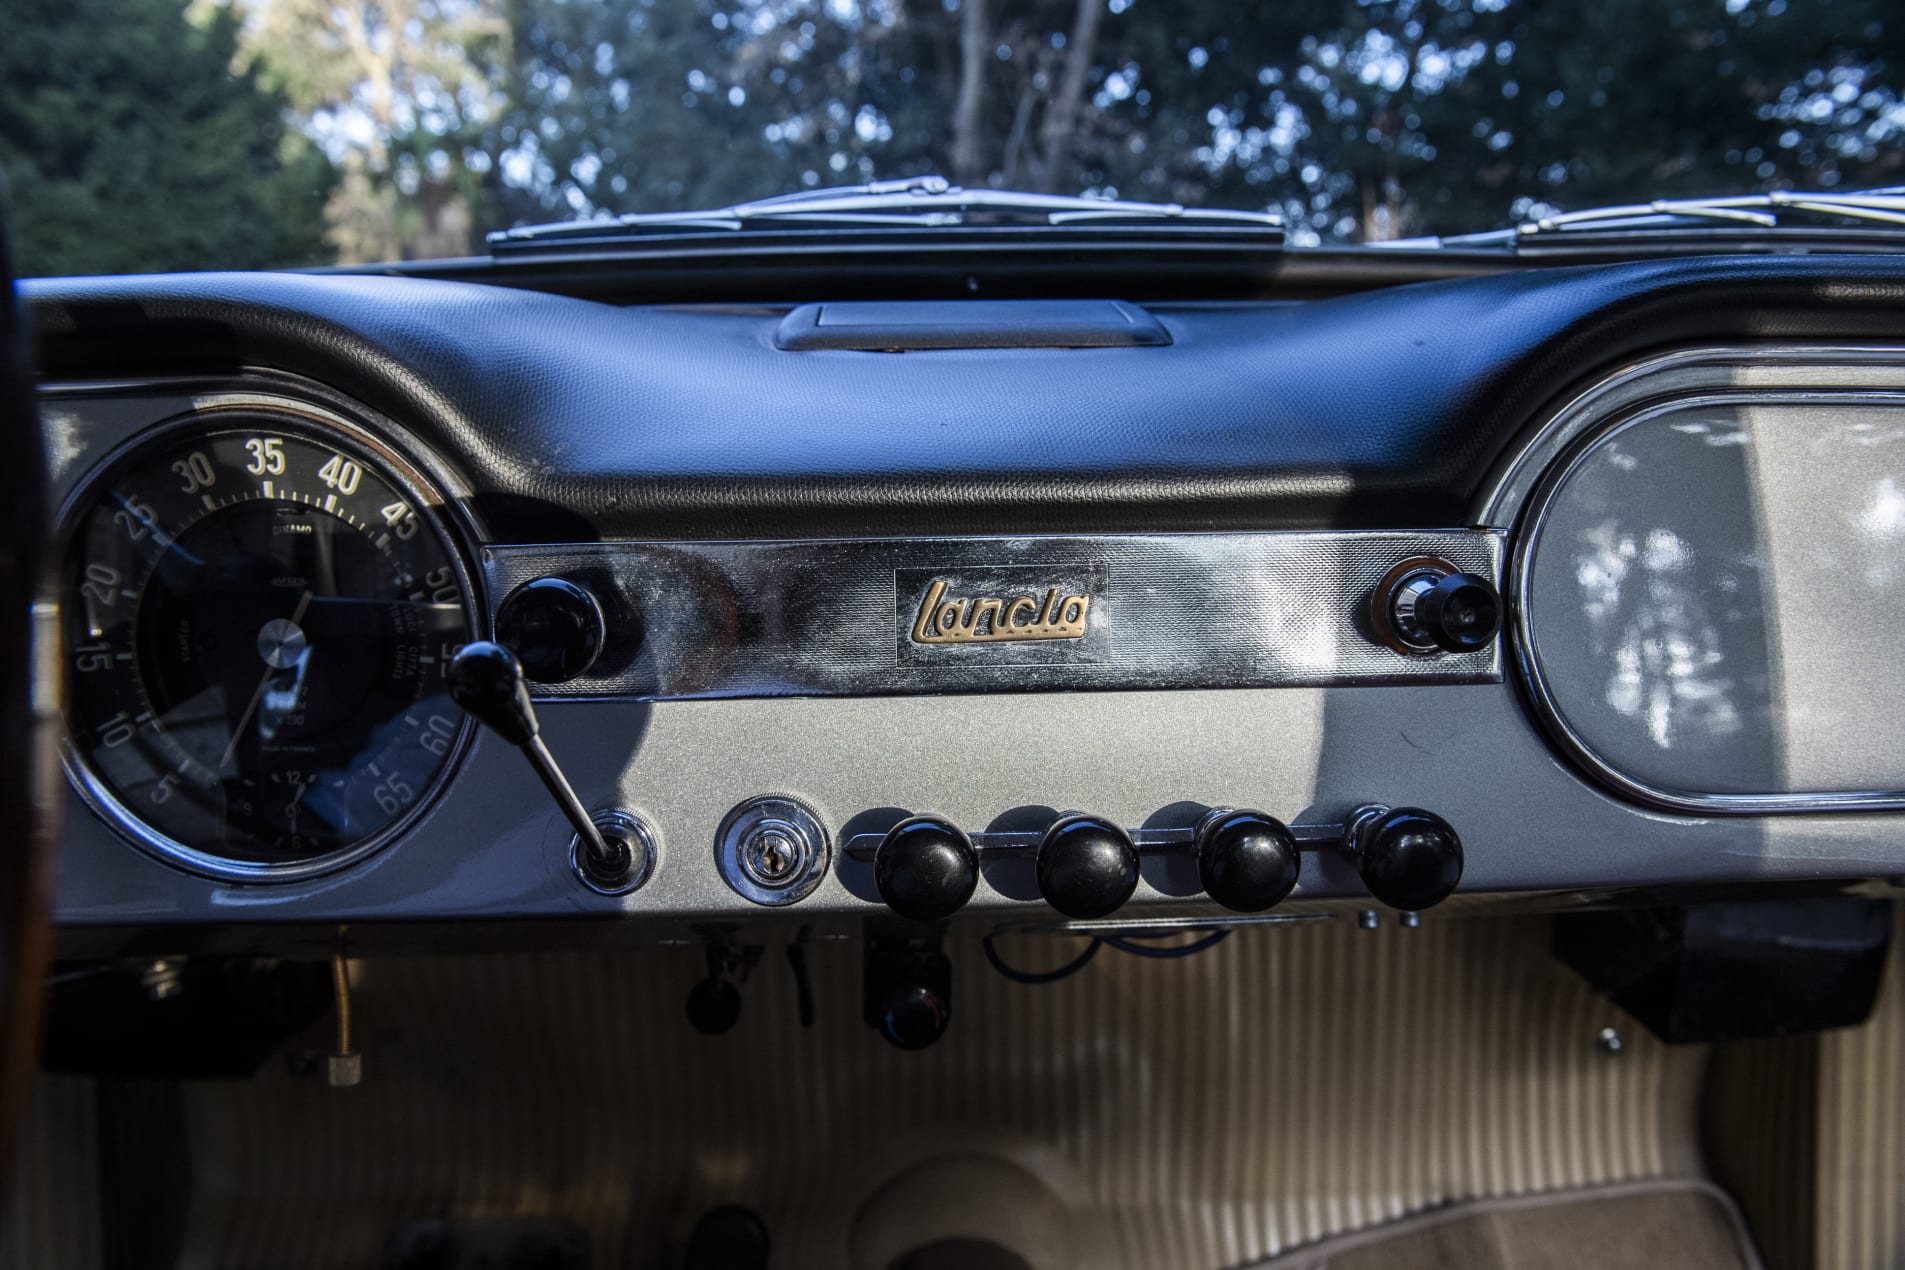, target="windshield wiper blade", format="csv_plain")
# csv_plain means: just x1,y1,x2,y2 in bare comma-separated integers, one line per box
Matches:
1380,187,1905,252
490,175,1283,245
